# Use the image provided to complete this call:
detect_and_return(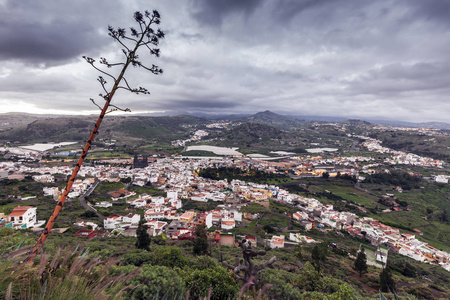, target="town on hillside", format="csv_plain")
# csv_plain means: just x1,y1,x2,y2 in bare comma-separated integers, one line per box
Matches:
1,129,449,273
